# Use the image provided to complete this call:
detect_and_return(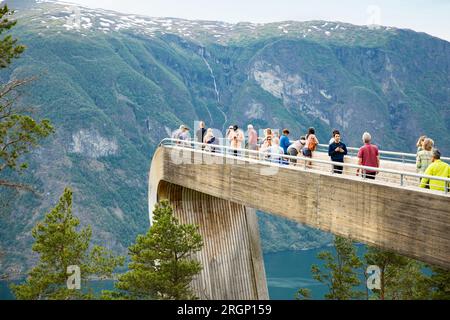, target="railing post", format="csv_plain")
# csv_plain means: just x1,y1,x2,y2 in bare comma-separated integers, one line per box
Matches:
400,174,404,187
